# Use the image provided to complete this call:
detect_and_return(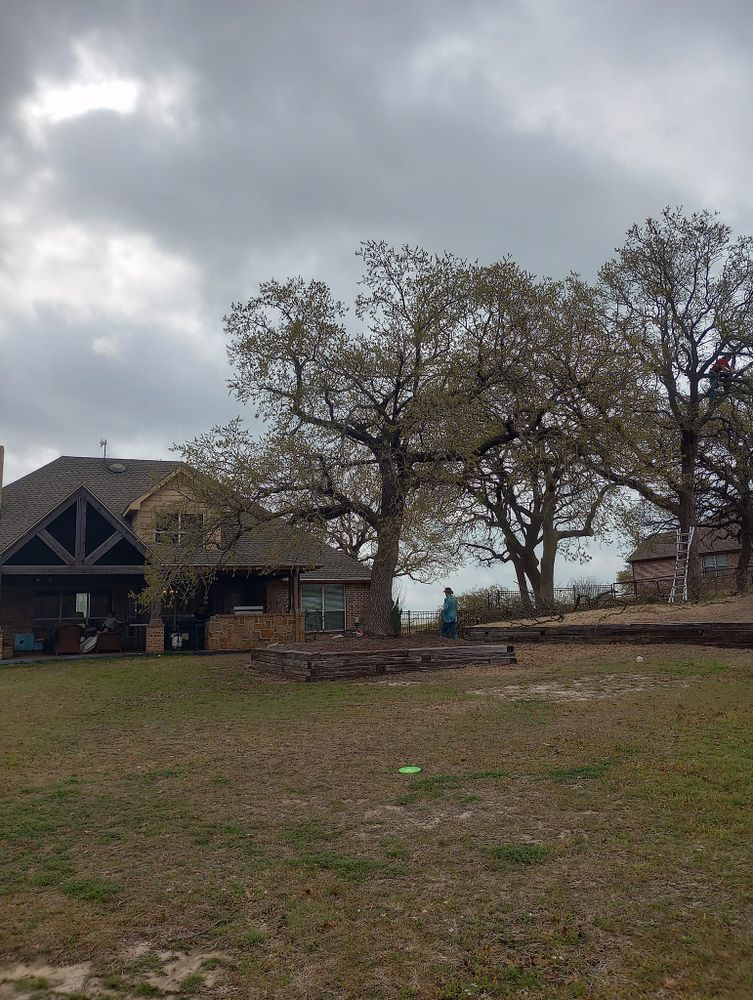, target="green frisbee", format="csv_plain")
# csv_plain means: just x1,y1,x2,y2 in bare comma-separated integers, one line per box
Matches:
398,766,422,775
